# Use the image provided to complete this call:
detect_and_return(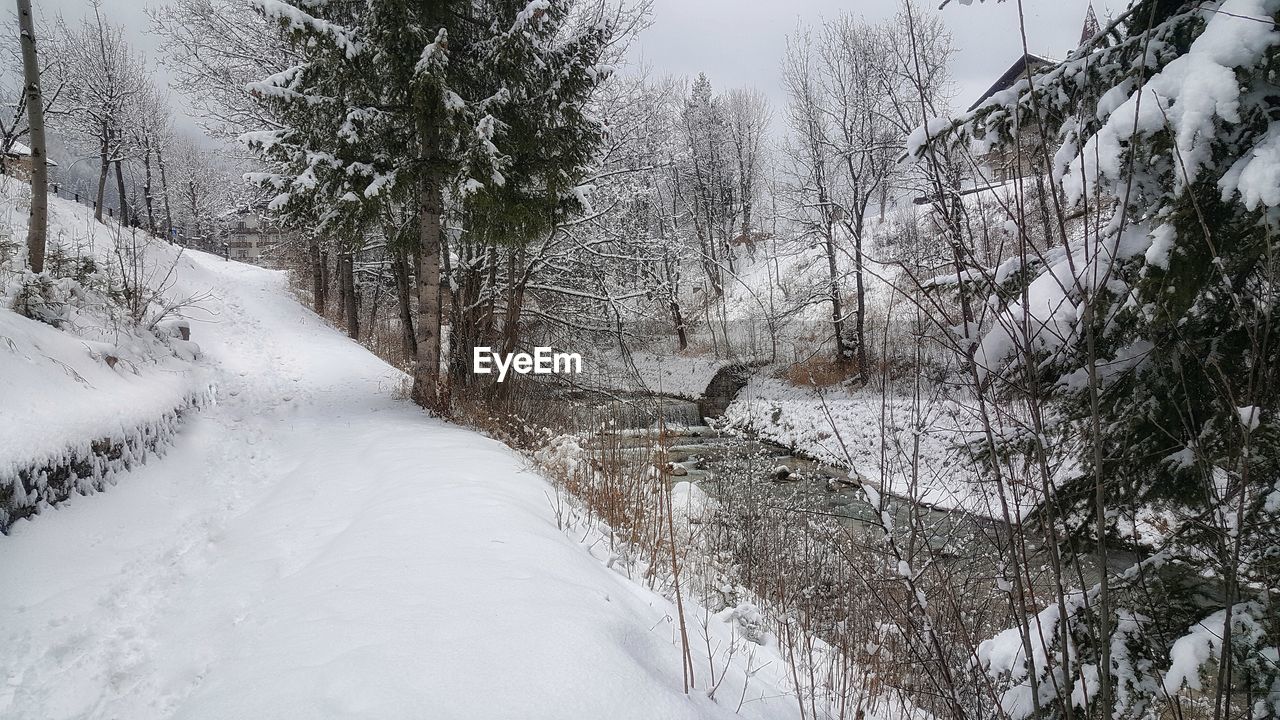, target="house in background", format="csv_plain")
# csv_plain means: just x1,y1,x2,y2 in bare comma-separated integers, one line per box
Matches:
967,5,1102,185
967,53,1058,185
1,141,57,181
224,211,287,263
